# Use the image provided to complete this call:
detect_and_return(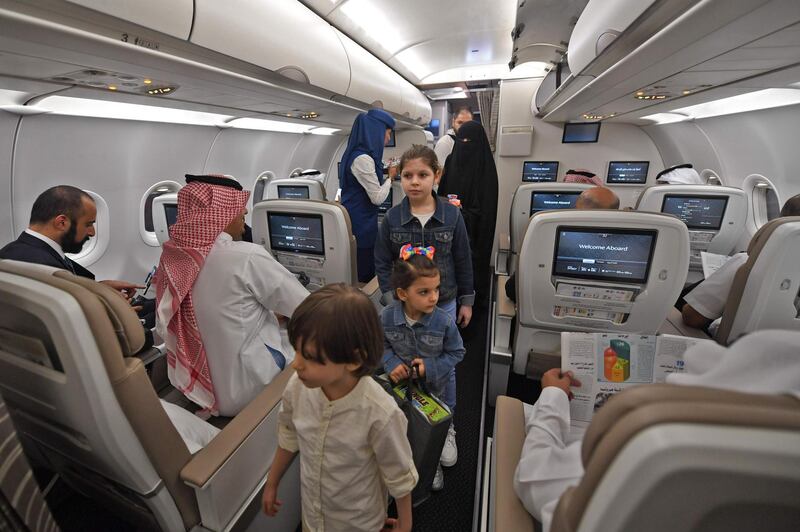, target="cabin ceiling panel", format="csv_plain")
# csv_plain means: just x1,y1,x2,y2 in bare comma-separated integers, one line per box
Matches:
299,0,517,84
